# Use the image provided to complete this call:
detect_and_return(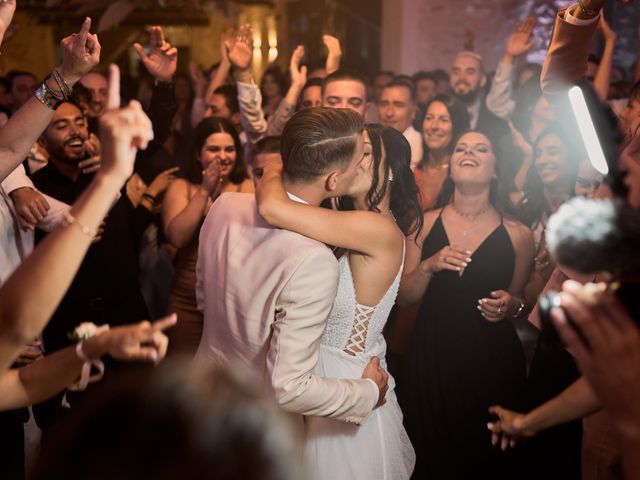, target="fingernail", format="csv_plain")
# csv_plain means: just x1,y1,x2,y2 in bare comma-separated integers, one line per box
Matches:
466,257,472,262
477,305,482,311
462,262,468,267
